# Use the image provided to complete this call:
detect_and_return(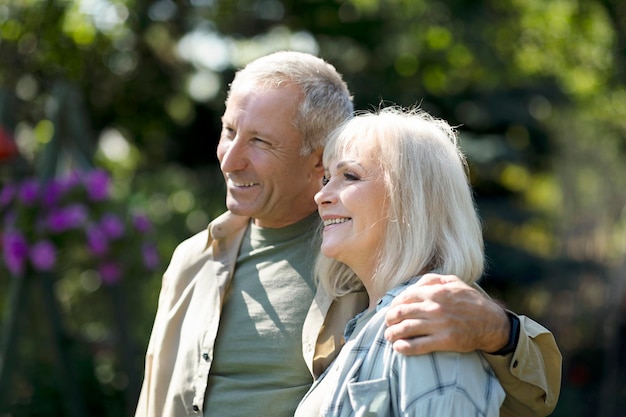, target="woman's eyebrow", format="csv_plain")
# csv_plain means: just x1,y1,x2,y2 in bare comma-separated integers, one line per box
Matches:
335,159,363,170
